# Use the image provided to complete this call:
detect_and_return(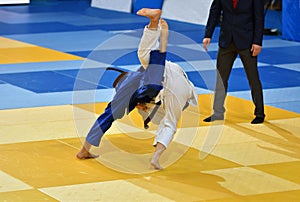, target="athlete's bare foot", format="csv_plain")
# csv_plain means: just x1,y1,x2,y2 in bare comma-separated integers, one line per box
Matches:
77,141,99,159
137,8,162,30
76,151,99,159
136,8,162,21
150,159,163,170
159,19,169,53
150,142,165,170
